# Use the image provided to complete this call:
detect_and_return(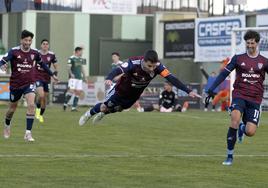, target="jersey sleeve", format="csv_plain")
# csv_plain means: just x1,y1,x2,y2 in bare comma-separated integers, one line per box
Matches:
118,59,134,73
52,54,58,64
0,49,13,65
67,57,73,65
156,63,171,78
